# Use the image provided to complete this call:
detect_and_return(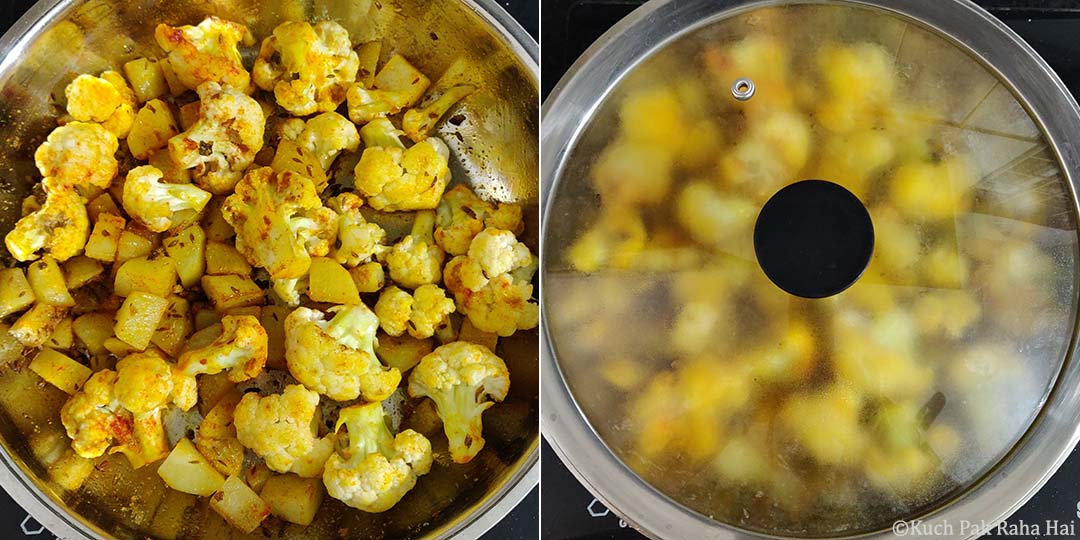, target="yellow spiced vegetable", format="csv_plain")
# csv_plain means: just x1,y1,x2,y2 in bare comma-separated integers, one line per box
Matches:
34,122,118,199
385,210,445,289
443,229,538,337
407,341,509,463
354,121,452,211
155,17,254,93
233,384,320,473
435,184,524,256
121,165,212,232
374,284,455,339
253,21,359,116
4,190,89,262
175,315,268,409
64,71,137,138
327,193,387,268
